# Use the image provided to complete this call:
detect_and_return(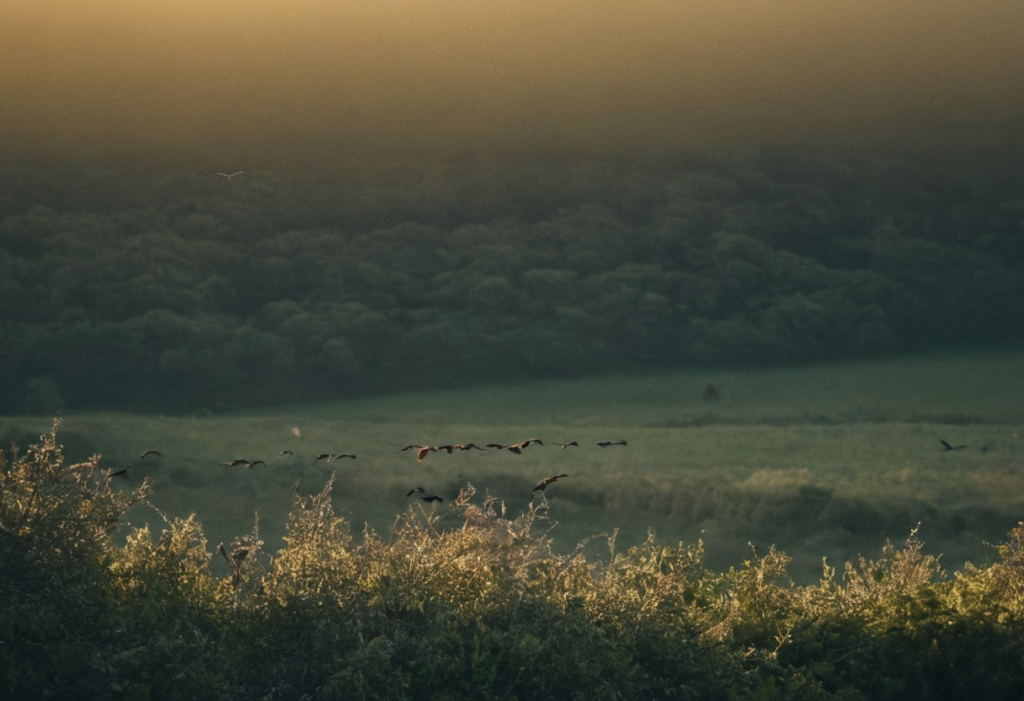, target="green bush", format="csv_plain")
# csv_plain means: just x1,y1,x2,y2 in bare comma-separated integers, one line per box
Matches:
3,425,1024,699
